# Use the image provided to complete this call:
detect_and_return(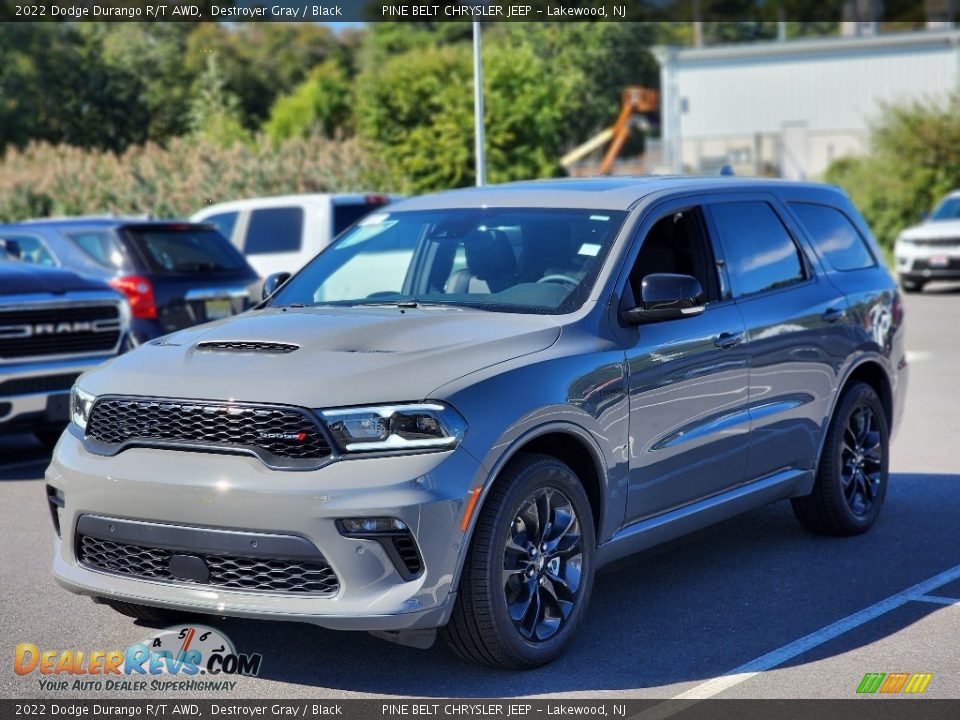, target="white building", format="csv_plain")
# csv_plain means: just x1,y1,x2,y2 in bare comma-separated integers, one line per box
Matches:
653,29,960,179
